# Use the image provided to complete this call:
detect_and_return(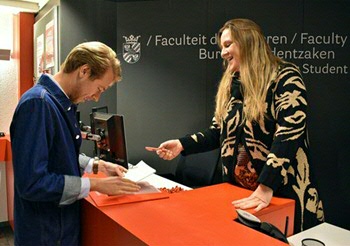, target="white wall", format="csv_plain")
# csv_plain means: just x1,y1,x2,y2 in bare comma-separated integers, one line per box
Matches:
0,11,18,223
0,11,18,134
